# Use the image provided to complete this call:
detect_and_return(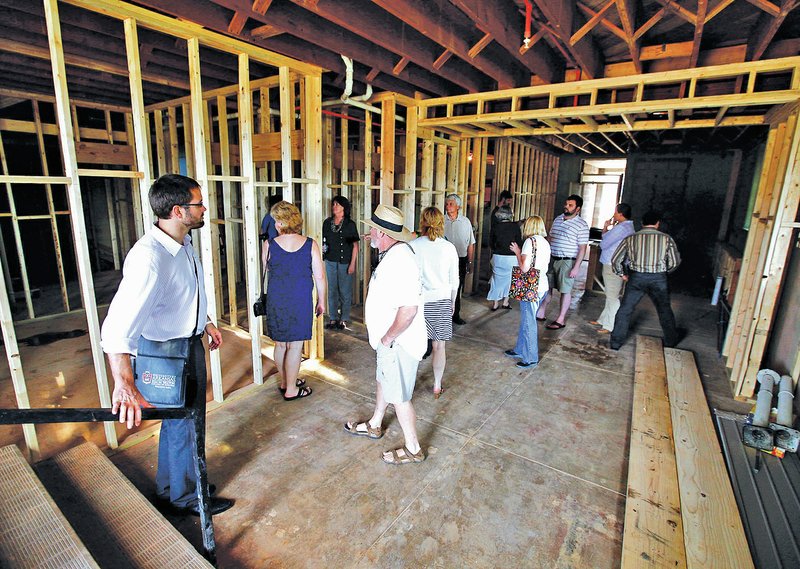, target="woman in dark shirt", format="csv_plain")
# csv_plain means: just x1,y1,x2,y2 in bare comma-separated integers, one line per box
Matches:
322,195,360,330
487,207,522,310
